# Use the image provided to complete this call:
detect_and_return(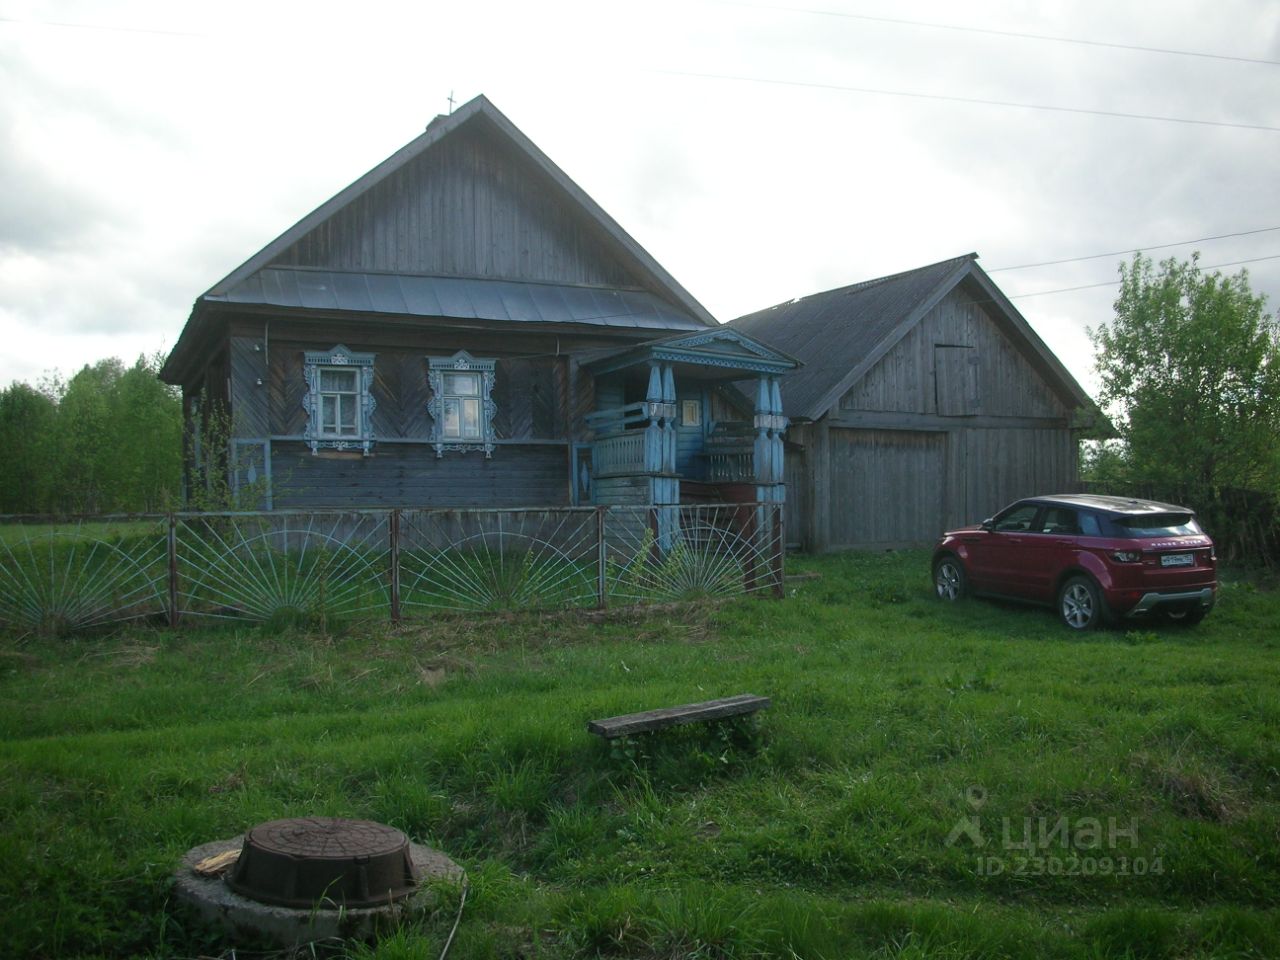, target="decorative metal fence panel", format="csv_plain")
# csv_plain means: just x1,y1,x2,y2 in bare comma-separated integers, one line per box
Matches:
0,517,169,634
0,504,783,634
